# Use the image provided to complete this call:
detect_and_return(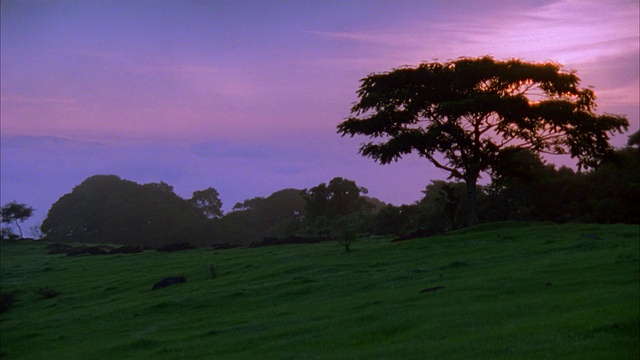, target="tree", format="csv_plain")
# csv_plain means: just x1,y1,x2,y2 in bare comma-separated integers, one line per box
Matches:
337,56,629,225
212,188,306,245
417,180,470,233
484,148,556,221
302,177,370,221
583,130,639,223
1,201,34,239
41,175,207,247
301,177,374,239
627,129,640,148
190,187,224,219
